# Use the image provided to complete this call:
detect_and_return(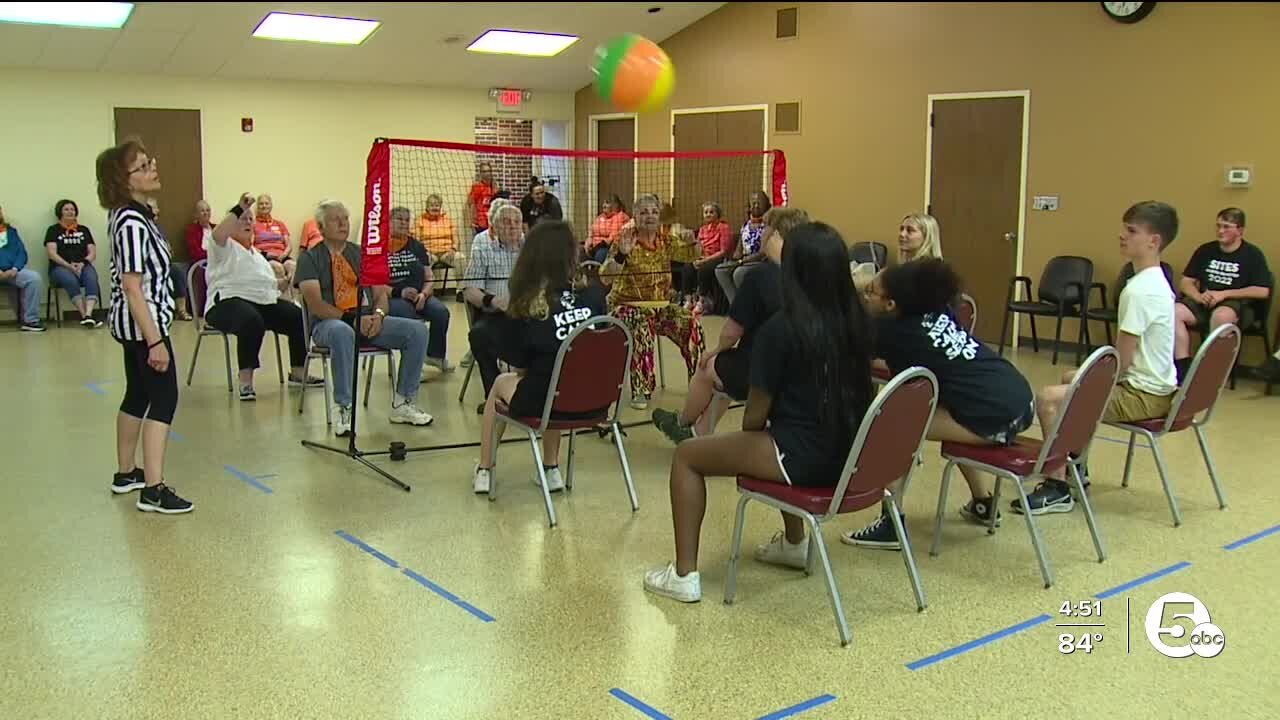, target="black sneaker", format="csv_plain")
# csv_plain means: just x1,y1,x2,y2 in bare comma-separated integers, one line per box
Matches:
1010,480,1074,515
960,496,1001,526
111,467,145,494
239,385,257,401
840,512,904,550
652,408,693,445
136,483,194,514
20,321,46,332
